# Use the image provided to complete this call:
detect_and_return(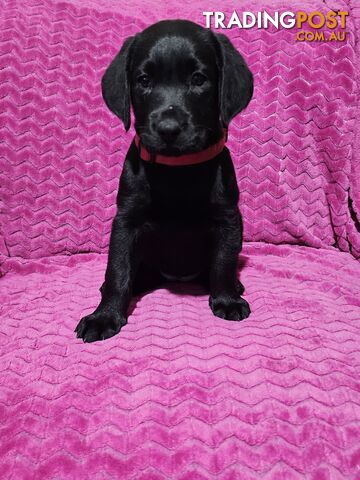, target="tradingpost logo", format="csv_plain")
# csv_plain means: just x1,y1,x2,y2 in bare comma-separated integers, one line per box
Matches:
203,11,349,42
